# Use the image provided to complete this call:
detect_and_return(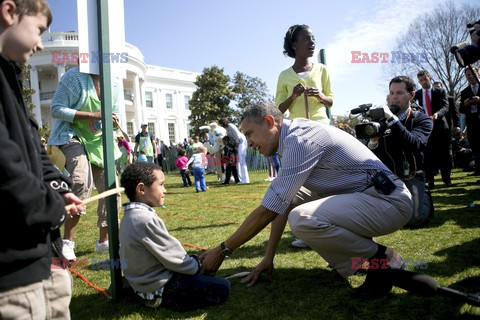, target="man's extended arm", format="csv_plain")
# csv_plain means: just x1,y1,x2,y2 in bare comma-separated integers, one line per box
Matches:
200,205,277,275
242,208,292,286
